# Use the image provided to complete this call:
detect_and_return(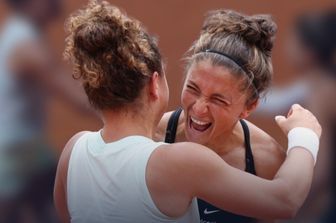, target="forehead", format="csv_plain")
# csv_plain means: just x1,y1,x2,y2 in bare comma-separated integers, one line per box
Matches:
186,60,244,91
